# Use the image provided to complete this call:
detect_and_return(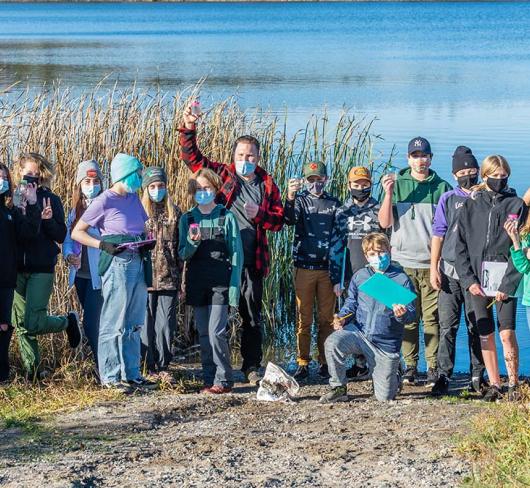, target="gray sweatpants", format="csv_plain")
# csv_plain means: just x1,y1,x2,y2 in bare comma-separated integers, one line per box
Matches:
194,305,233,387
325,326,401,401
